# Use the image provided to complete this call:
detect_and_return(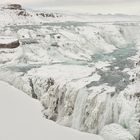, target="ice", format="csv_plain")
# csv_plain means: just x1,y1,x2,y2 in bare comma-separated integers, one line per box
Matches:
100,123,135,140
